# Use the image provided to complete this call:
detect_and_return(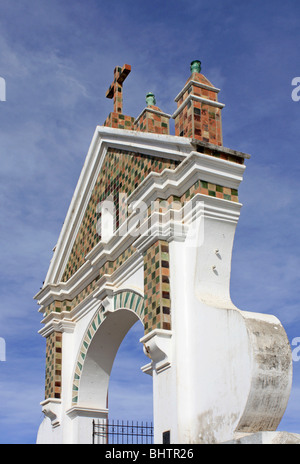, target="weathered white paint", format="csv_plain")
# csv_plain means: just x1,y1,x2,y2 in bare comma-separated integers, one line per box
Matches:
224,431,300,444
148,199,294,444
